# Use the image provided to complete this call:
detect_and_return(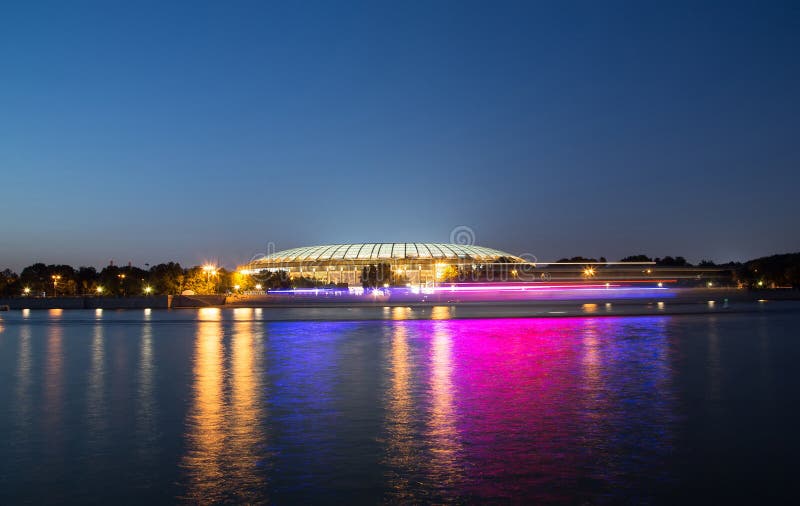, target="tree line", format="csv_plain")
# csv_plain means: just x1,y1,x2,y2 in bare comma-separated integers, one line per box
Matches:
0,261,337,297
735,253,800,289
0,262,250,297
2,252,799,296
558,253,800,288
